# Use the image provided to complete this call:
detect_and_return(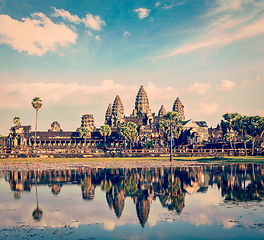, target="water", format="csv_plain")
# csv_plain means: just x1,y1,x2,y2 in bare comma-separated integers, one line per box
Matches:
0,164,264,239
